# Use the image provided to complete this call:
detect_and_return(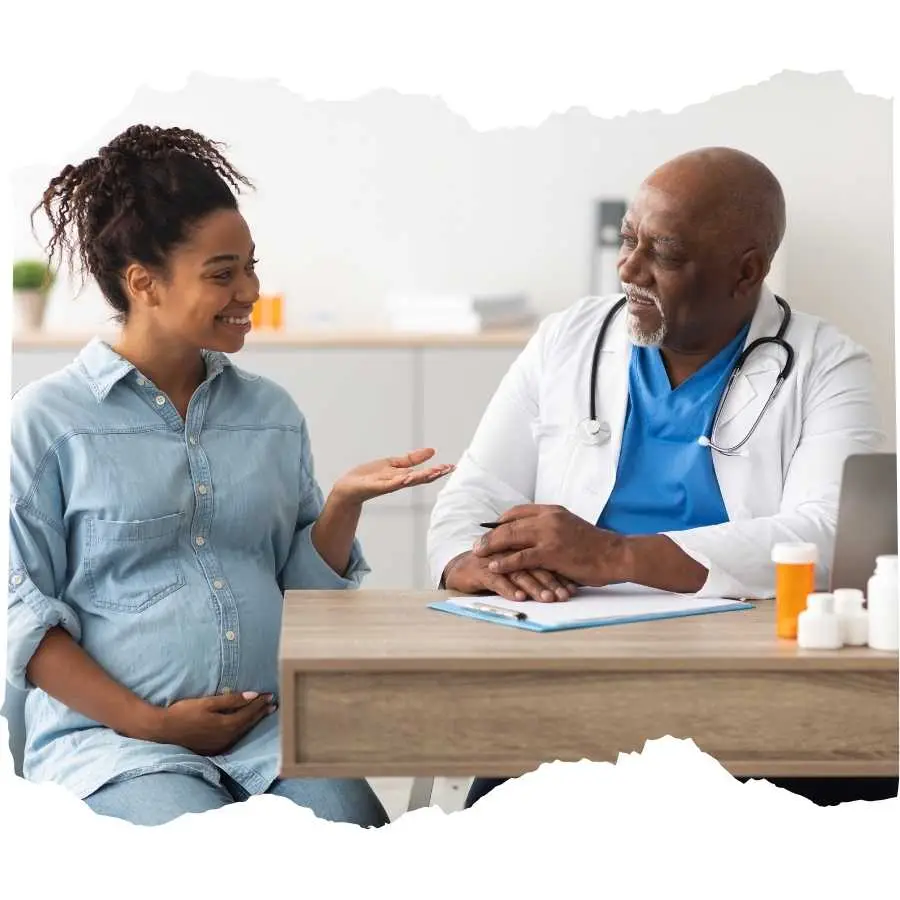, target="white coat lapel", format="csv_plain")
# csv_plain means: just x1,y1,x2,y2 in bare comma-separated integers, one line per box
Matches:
712,286,790,519
714,287,786,432
563,301,631,524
